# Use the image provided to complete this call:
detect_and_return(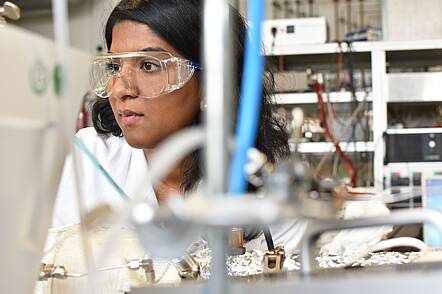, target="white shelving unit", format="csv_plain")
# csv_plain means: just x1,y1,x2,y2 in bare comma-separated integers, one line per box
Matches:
269,39,442,189
271,91,372,104
265,39,442,56
293,142,375,153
